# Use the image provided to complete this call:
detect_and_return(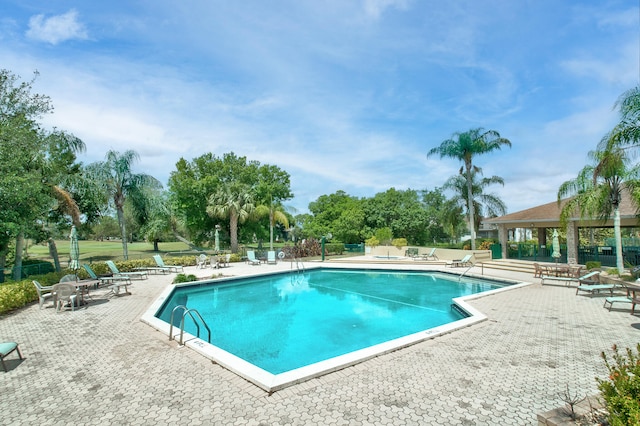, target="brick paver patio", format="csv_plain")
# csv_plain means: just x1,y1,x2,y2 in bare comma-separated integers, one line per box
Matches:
2,260,638,425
